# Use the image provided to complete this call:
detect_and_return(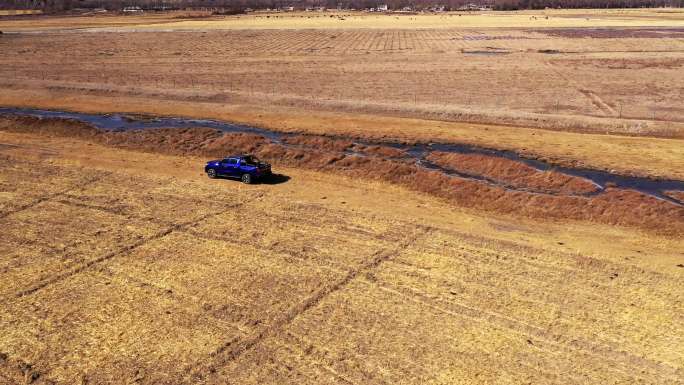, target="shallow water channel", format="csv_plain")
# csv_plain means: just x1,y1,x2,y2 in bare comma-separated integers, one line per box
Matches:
2,107,683,206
